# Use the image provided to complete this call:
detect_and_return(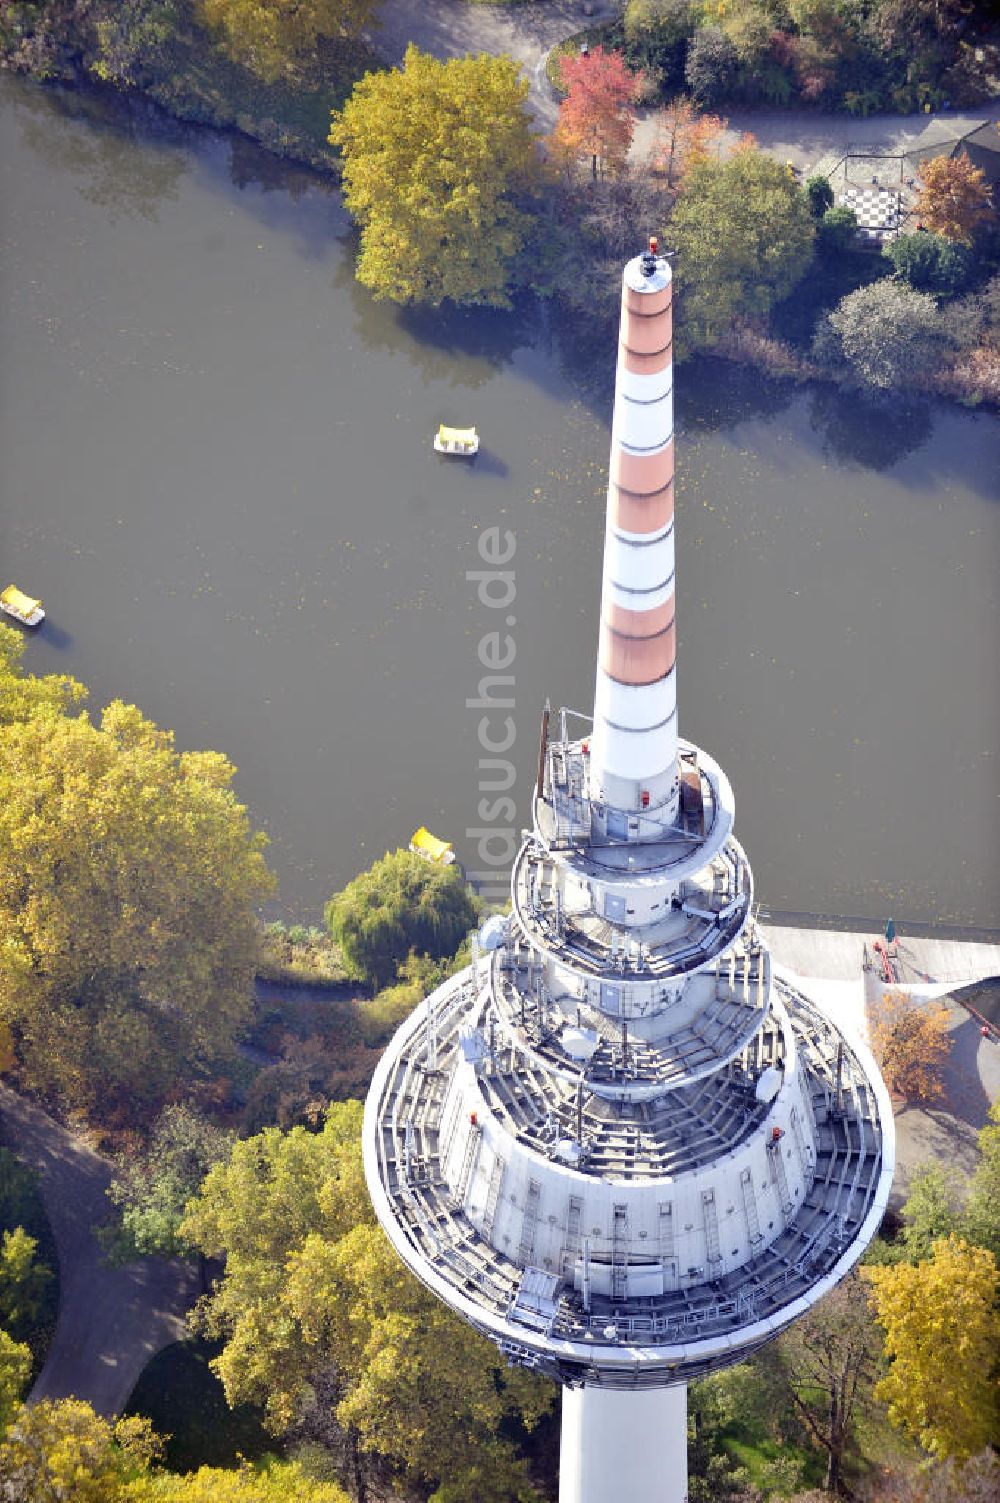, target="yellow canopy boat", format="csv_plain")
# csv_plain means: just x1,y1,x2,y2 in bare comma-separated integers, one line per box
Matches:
0,585,45,627
409,827,456,865
433,424,479,456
